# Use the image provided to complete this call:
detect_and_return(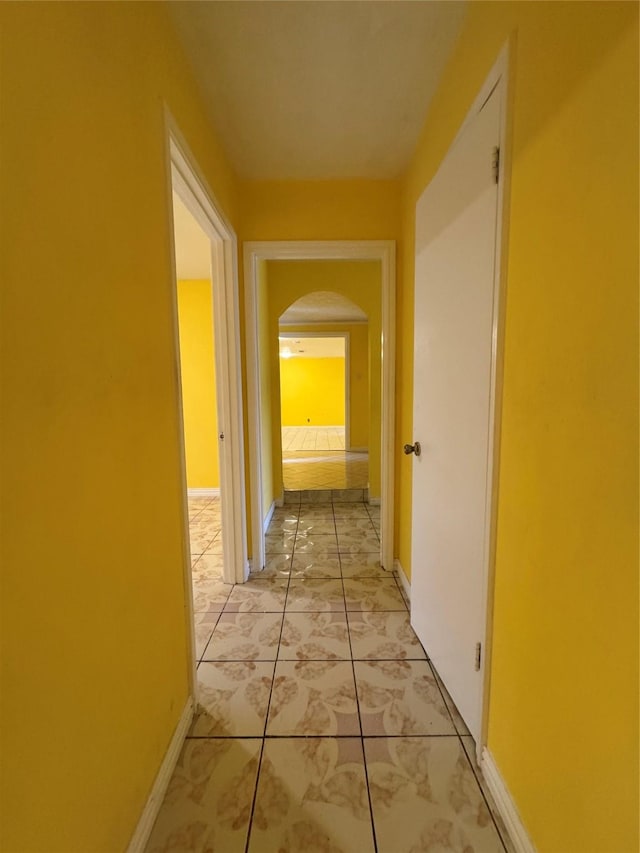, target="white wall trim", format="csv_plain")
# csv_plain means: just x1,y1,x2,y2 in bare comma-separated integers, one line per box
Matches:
263,500,276,535
127,697,194,853
480,748,536,853
187,488,221,499
394,559,411,602
244,242,395,576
